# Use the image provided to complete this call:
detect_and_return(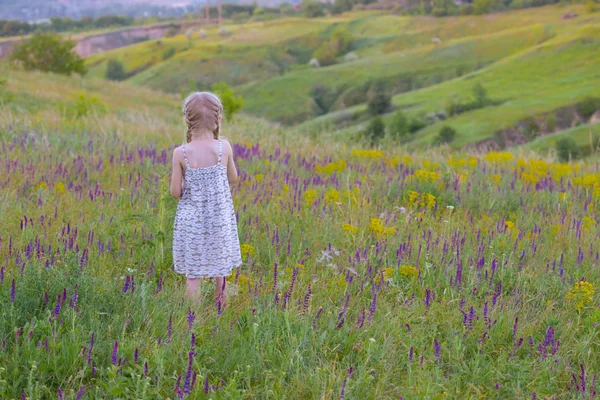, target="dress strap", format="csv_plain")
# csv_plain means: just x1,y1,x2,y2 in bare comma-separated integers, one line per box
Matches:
182,145,190,168
217,140,223,165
